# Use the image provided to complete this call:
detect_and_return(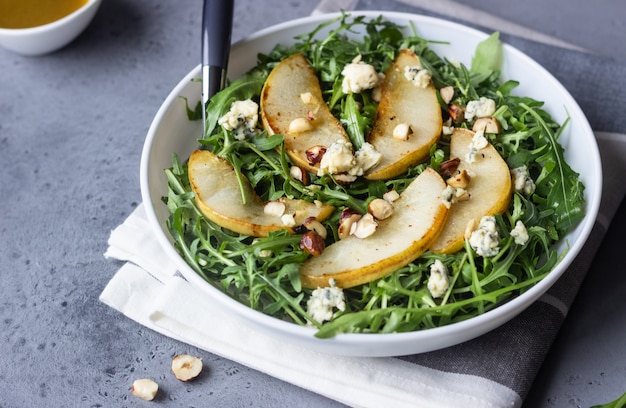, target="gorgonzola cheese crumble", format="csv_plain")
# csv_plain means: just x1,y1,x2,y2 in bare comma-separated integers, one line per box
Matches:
510,220,529,245
317,140,382,177
466,128,489,163
464,97,496,121
469,215,501,257
510,165,536,195
341,55,380,94
306,279,346,324
404,65,432,88
218,99,259,140
427,260,450,298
